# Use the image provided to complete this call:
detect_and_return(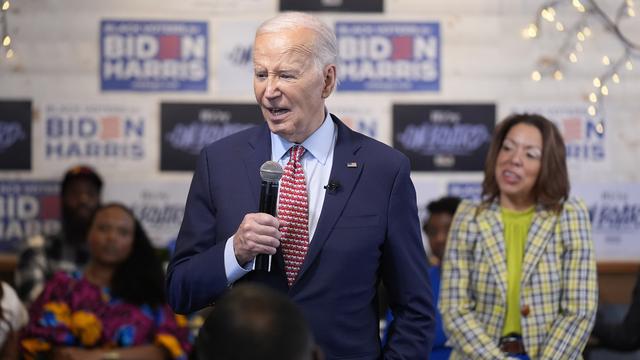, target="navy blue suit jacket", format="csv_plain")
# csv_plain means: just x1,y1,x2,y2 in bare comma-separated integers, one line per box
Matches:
167,115,435,359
